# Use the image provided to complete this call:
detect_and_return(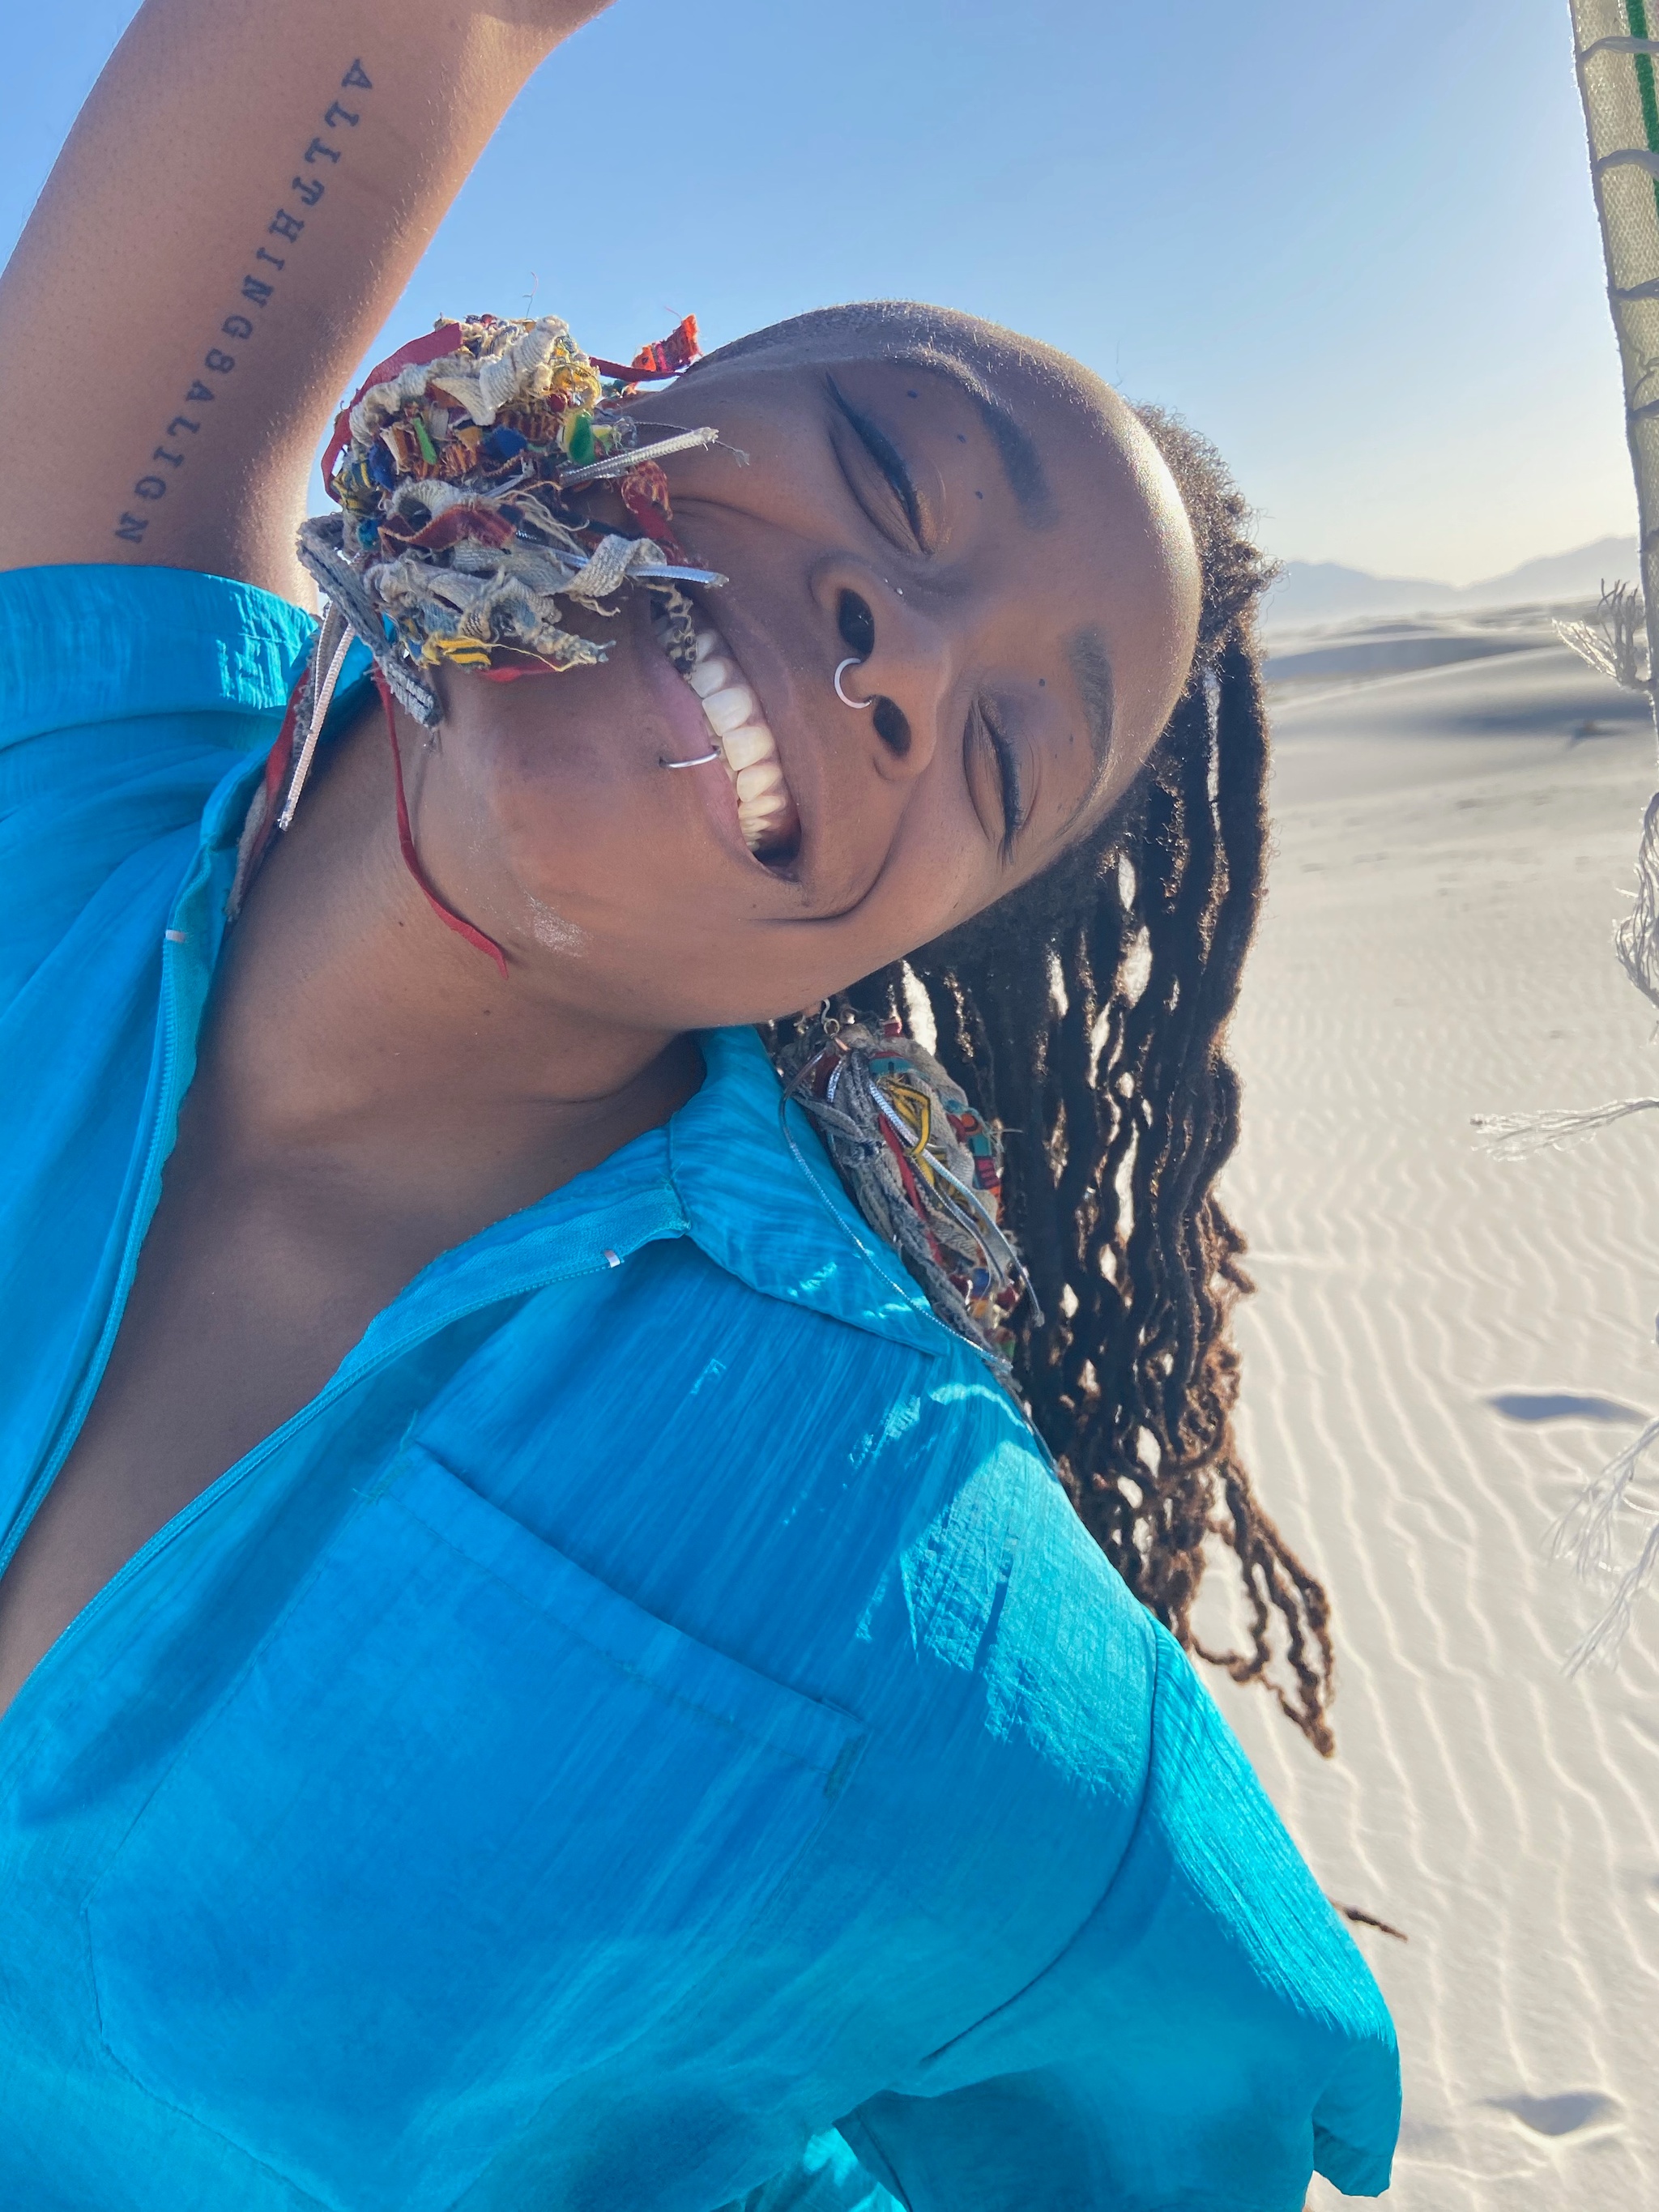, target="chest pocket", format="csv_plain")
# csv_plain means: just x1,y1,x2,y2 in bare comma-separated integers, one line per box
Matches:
87,1445,861,2212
